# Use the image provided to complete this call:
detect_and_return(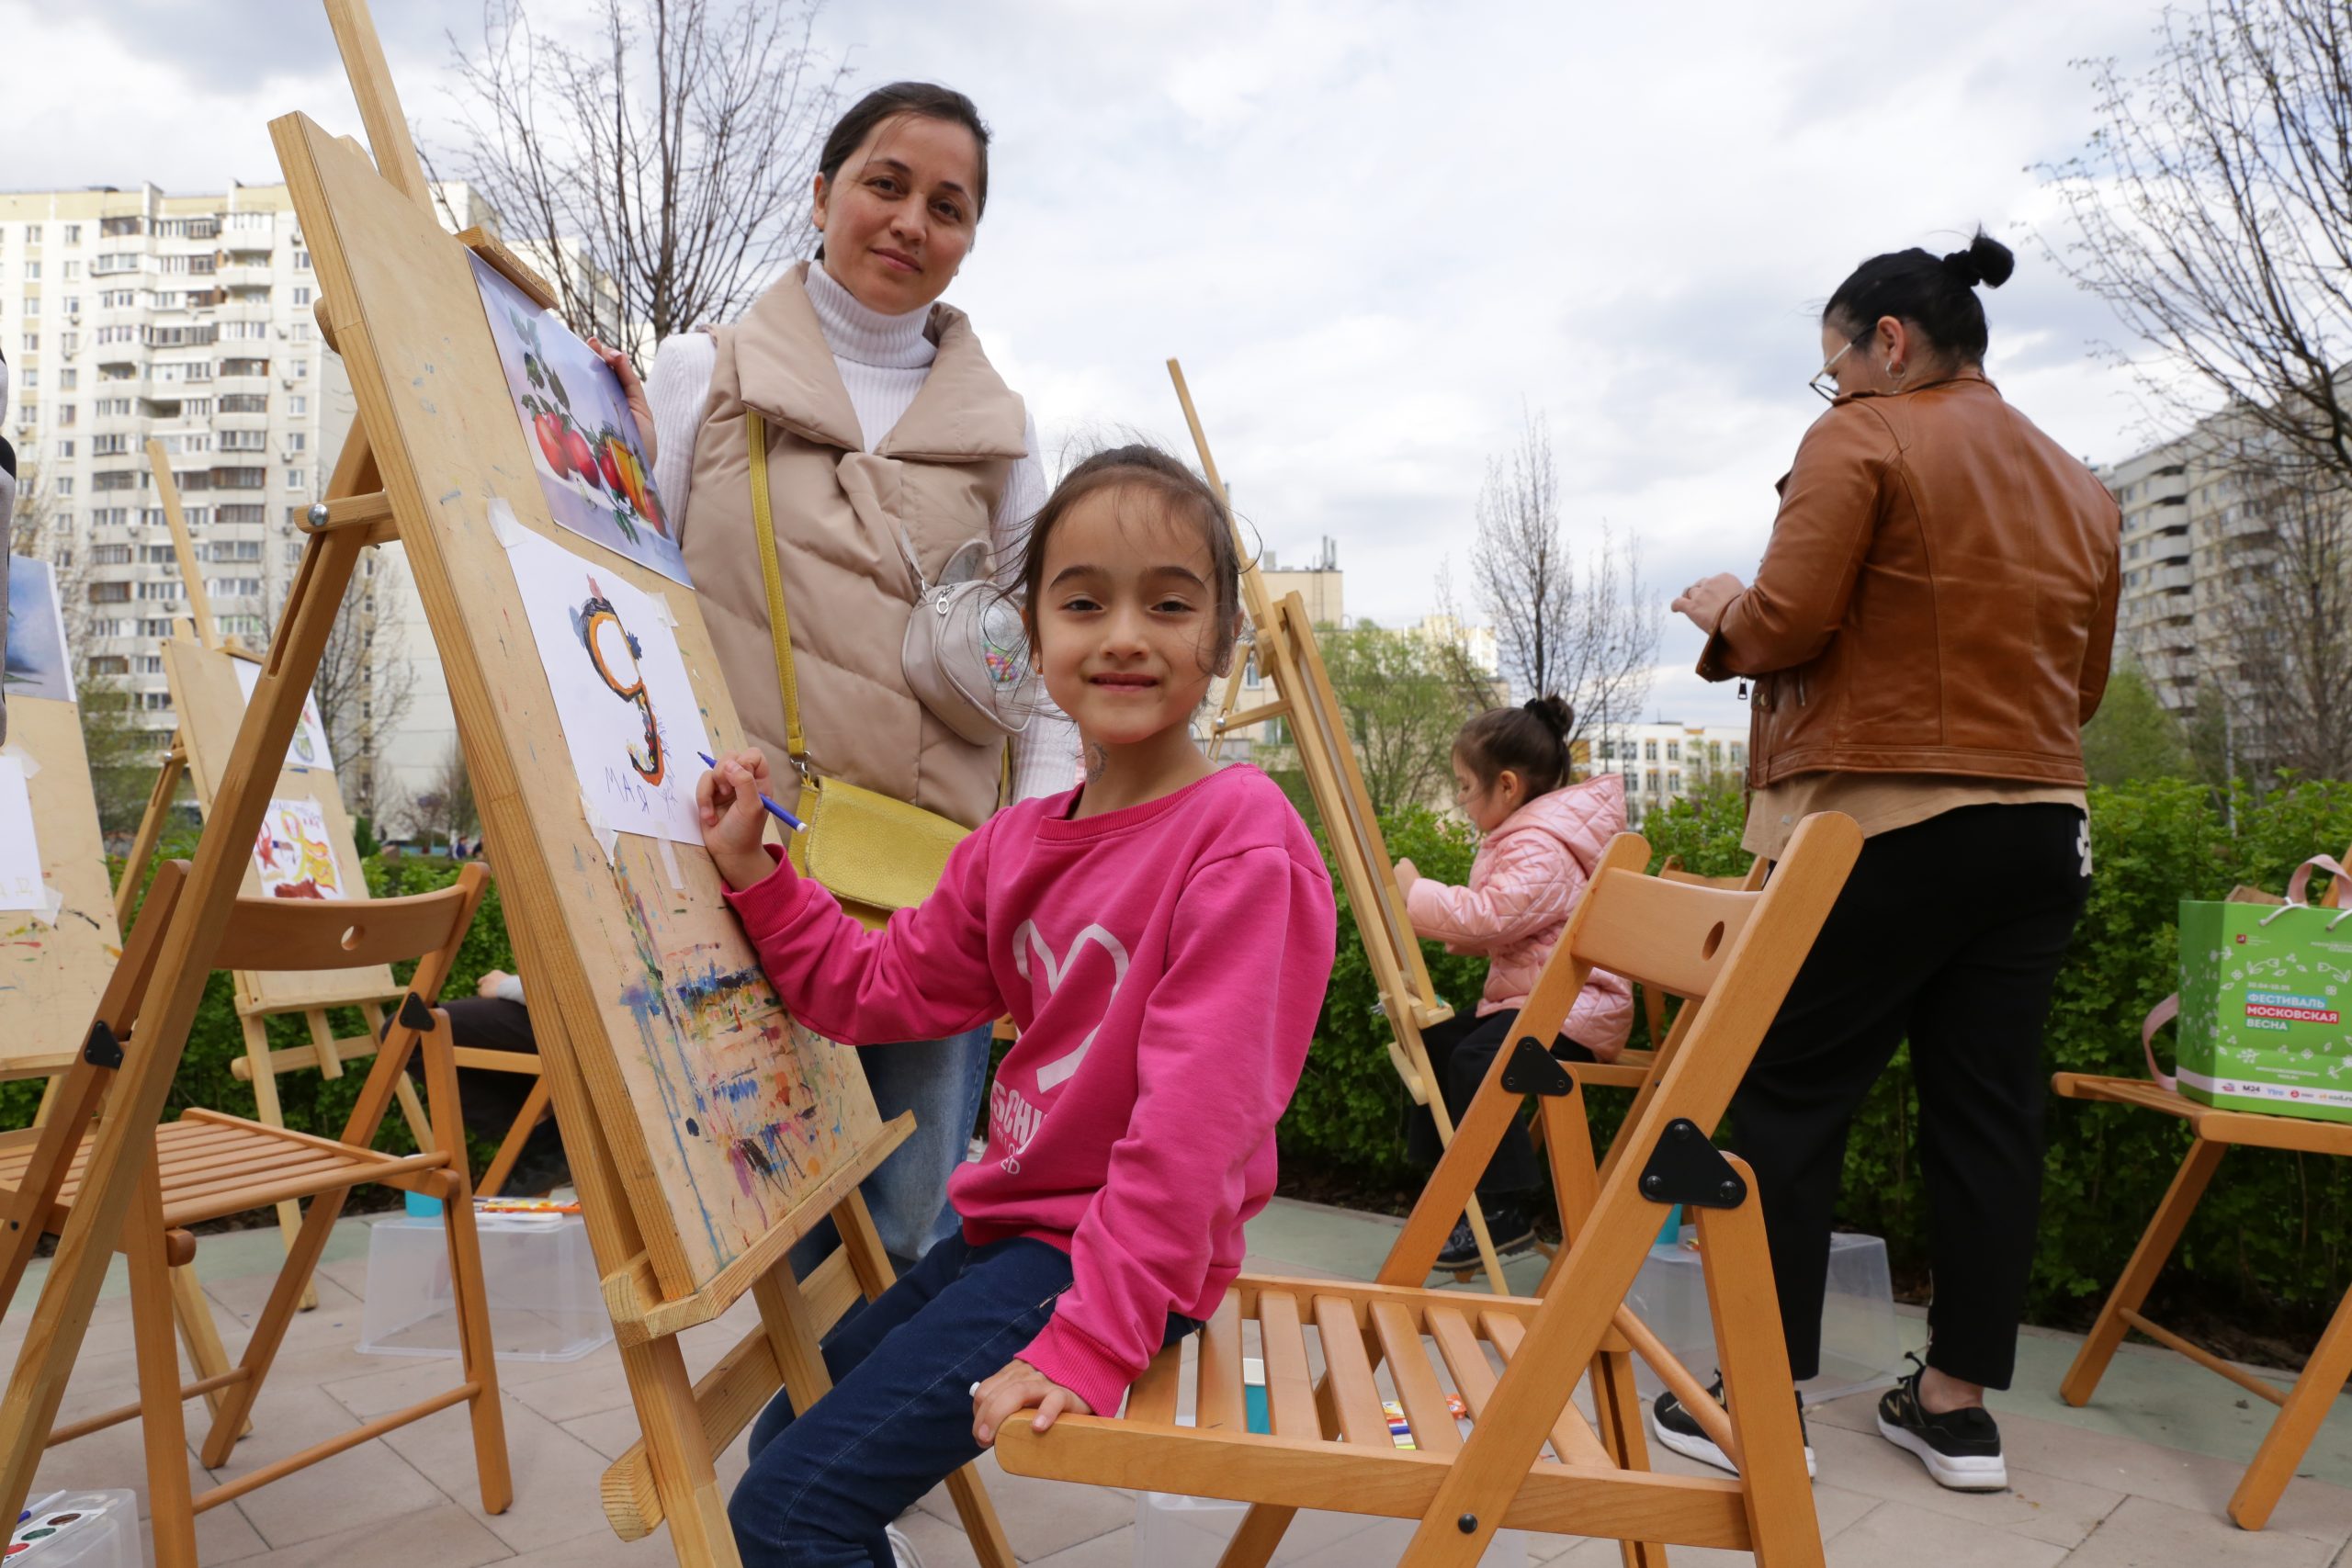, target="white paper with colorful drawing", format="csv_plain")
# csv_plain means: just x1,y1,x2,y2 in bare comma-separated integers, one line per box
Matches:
231,658,337,773
468,253,688,587
252,796,348,899
502,524,713,850
0,757,46,914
